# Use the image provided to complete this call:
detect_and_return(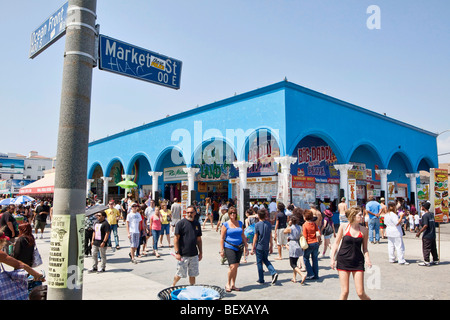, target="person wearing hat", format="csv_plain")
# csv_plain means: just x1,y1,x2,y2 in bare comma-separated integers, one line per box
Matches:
320,207,335,258
416,202,439,266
